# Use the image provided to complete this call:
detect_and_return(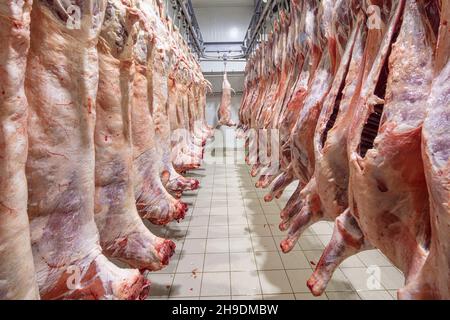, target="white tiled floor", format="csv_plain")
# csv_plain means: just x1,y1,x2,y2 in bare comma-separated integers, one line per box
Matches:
145,145,404,300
